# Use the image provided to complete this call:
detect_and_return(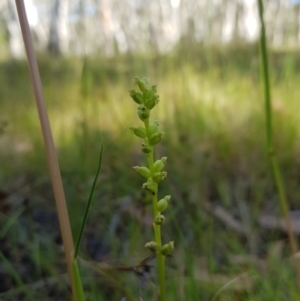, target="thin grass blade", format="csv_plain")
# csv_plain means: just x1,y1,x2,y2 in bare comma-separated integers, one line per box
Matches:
74,141,104,258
